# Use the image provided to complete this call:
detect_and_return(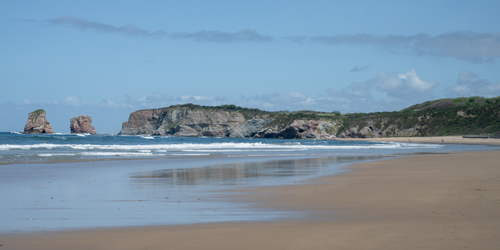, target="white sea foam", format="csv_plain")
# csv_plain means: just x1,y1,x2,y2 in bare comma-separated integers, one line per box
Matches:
38,153,76,157
140,136,155,139
10,131,21,135
170,153,211,156
183,149,304,152
0,142,443,151
76,133,91,137
81,152,155,156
